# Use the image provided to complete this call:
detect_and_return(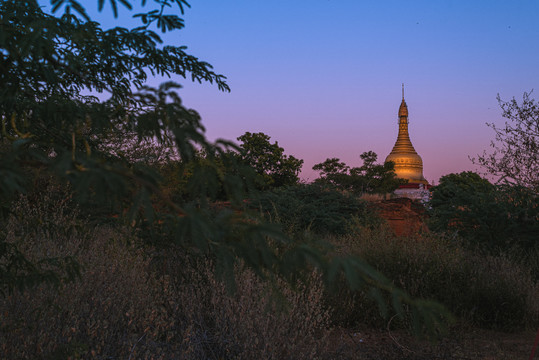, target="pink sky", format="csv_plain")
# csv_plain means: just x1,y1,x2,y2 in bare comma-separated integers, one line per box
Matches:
62,1,539,184
173,1,539,184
